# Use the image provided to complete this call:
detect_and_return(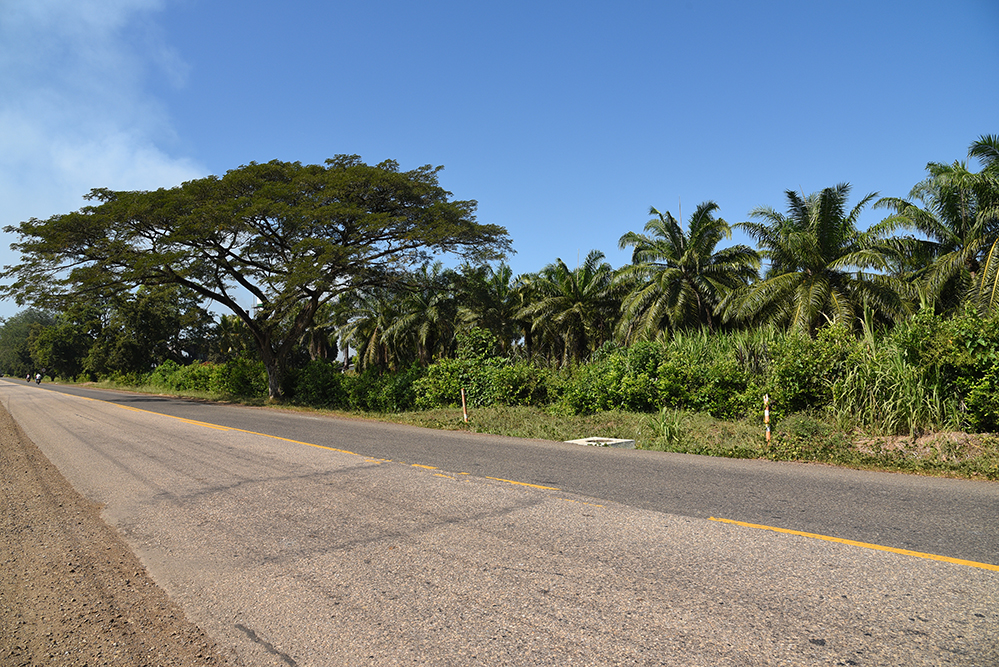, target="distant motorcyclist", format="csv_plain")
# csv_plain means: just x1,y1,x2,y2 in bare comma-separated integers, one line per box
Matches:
34,373,41,384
